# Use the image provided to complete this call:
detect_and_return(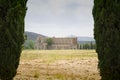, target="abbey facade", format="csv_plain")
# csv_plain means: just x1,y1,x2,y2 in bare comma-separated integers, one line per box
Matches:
35,36,78,50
